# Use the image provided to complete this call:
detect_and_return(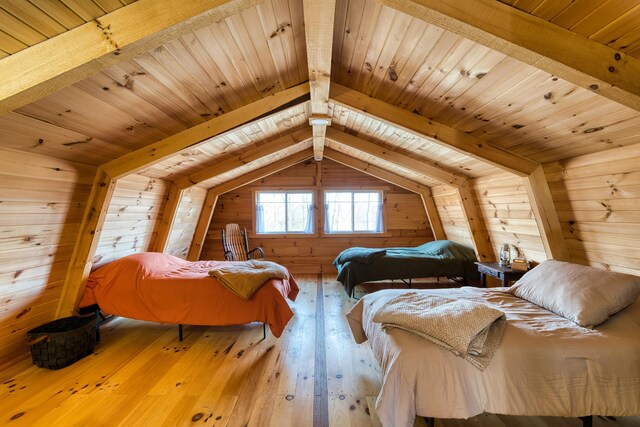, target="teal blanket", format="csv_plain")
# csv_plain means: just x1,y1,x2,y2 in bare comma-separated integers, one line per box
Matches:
333,240,479,297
